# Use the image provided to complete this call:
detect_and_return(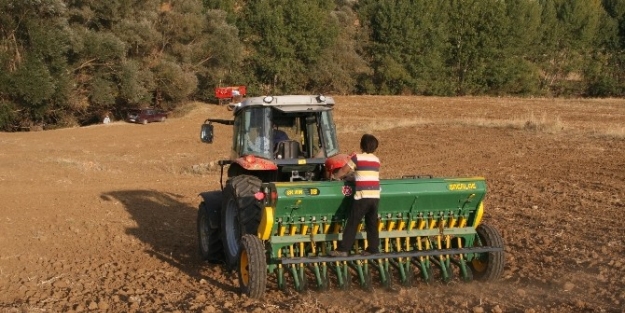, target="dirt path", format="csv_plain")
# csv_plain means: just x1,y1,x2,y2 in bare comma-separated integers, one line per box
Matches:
1,96,624,312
